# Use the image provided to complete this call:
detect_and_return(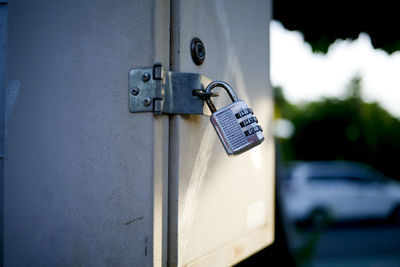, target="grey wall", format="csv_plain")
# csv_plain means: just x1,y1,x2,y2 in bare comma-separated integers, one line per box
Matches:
4,1,169,266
